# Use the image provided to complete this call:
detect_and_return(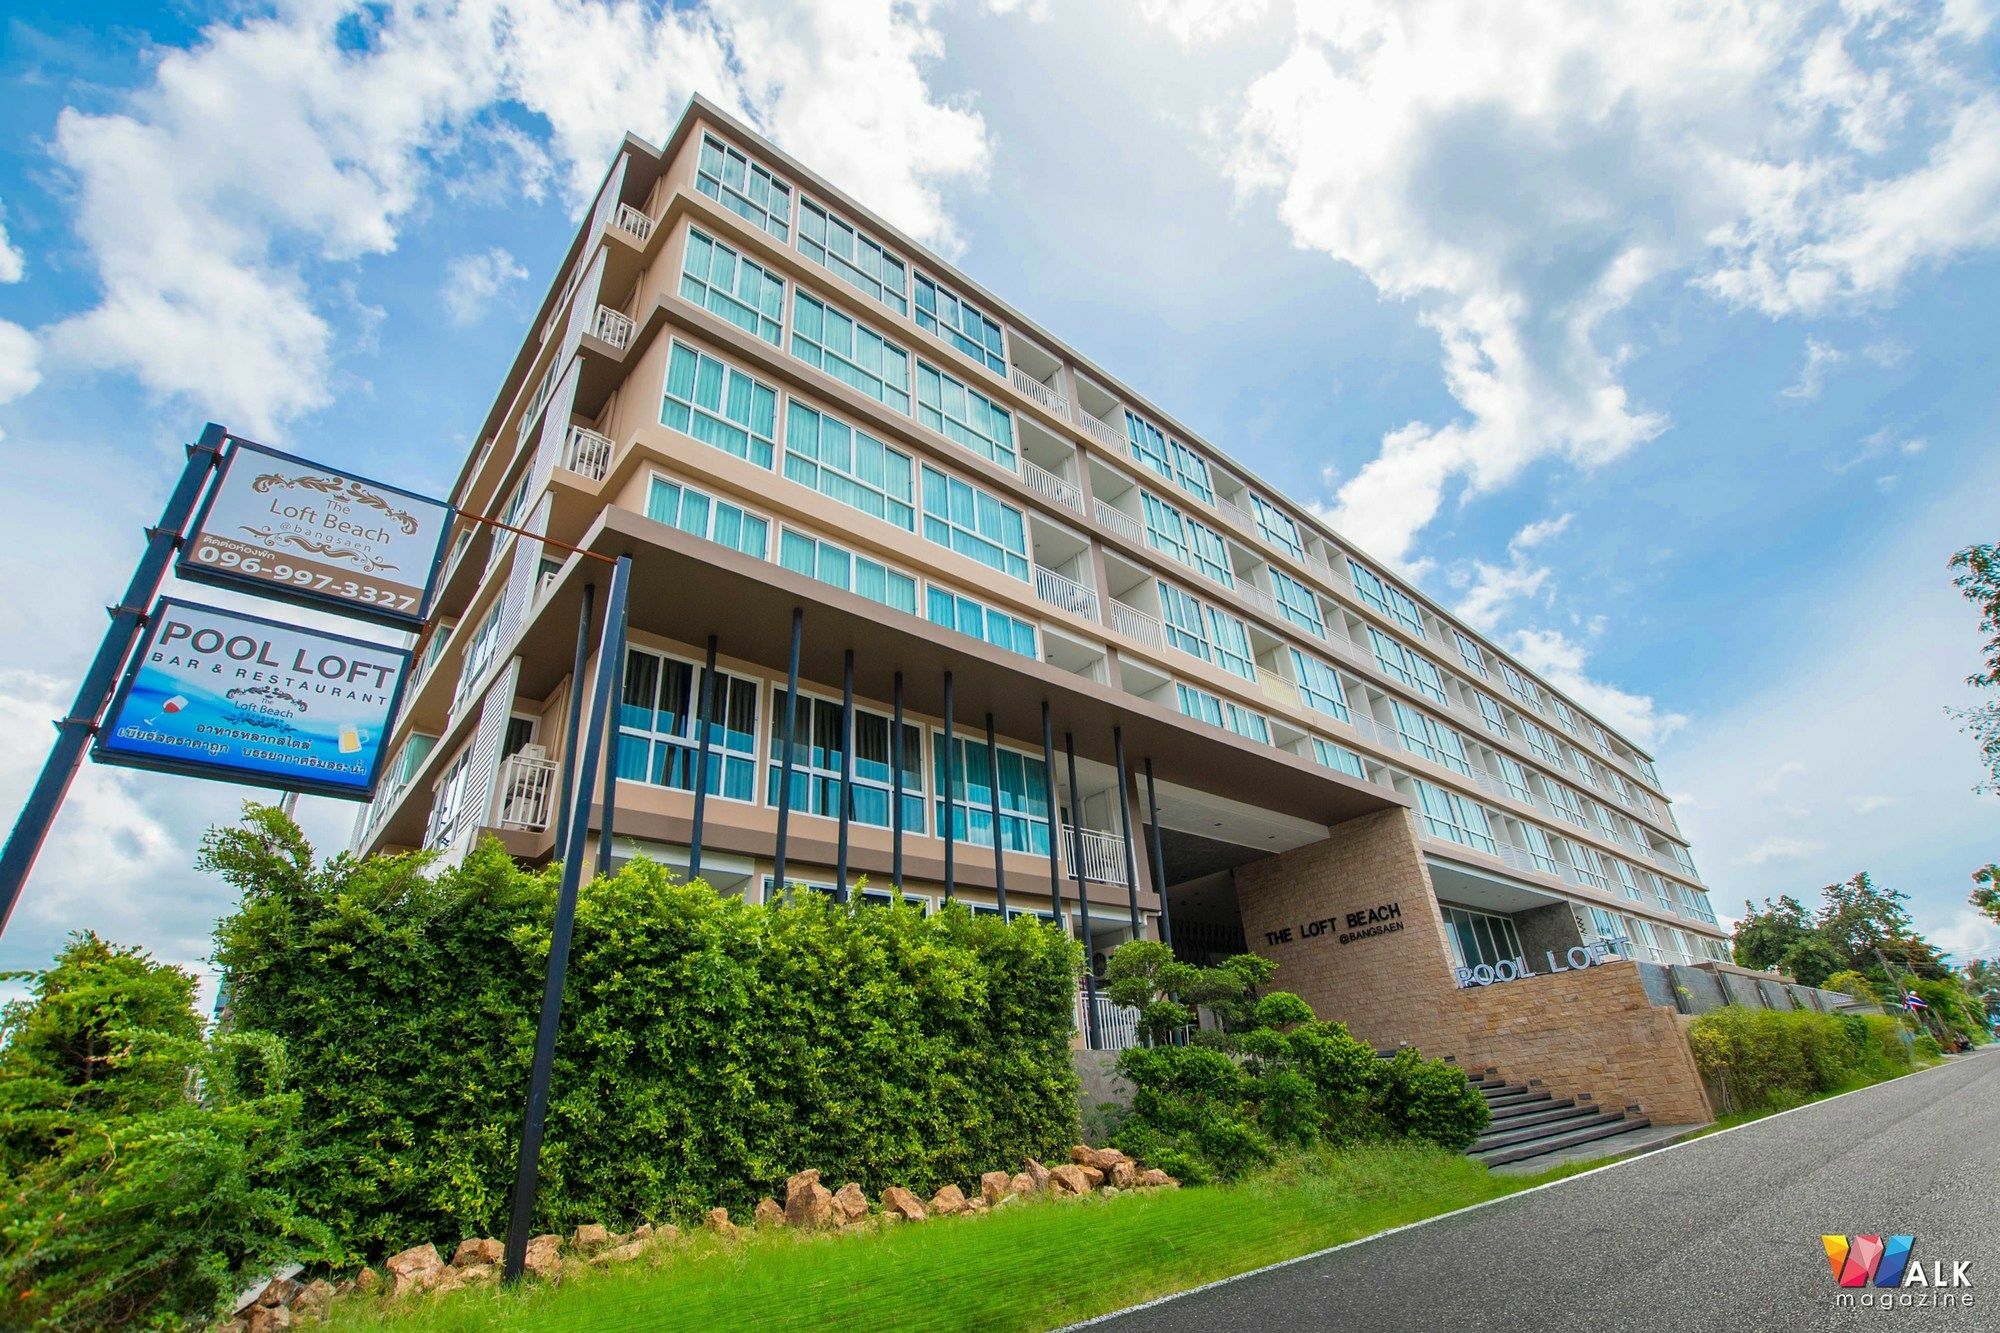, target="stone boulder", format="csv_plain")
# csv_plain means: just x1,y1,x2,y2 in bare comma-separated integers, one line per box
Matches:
570,1224,612,1254
786,1169,835,1229
1071,1145,1127,1173
293,1279,335,1321
979,1171,1012,1206
353,1267,380,1294
1109,1160,1137,1189
451,1238,505,1268
523,1234,563,1279
593,1241,649,1266
1024,1158,1052,1193
257,1277,301,1308
705,1208,738,1239
832,1182,870,1224
245,1306,291,1333
385,1243,444,1297
754,1197,785,1228
929,1183,969,1216
1009,1171,1036,1197
1136,1168,1179,1189
1047,1164,1094,1196
881,1186,927,1221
